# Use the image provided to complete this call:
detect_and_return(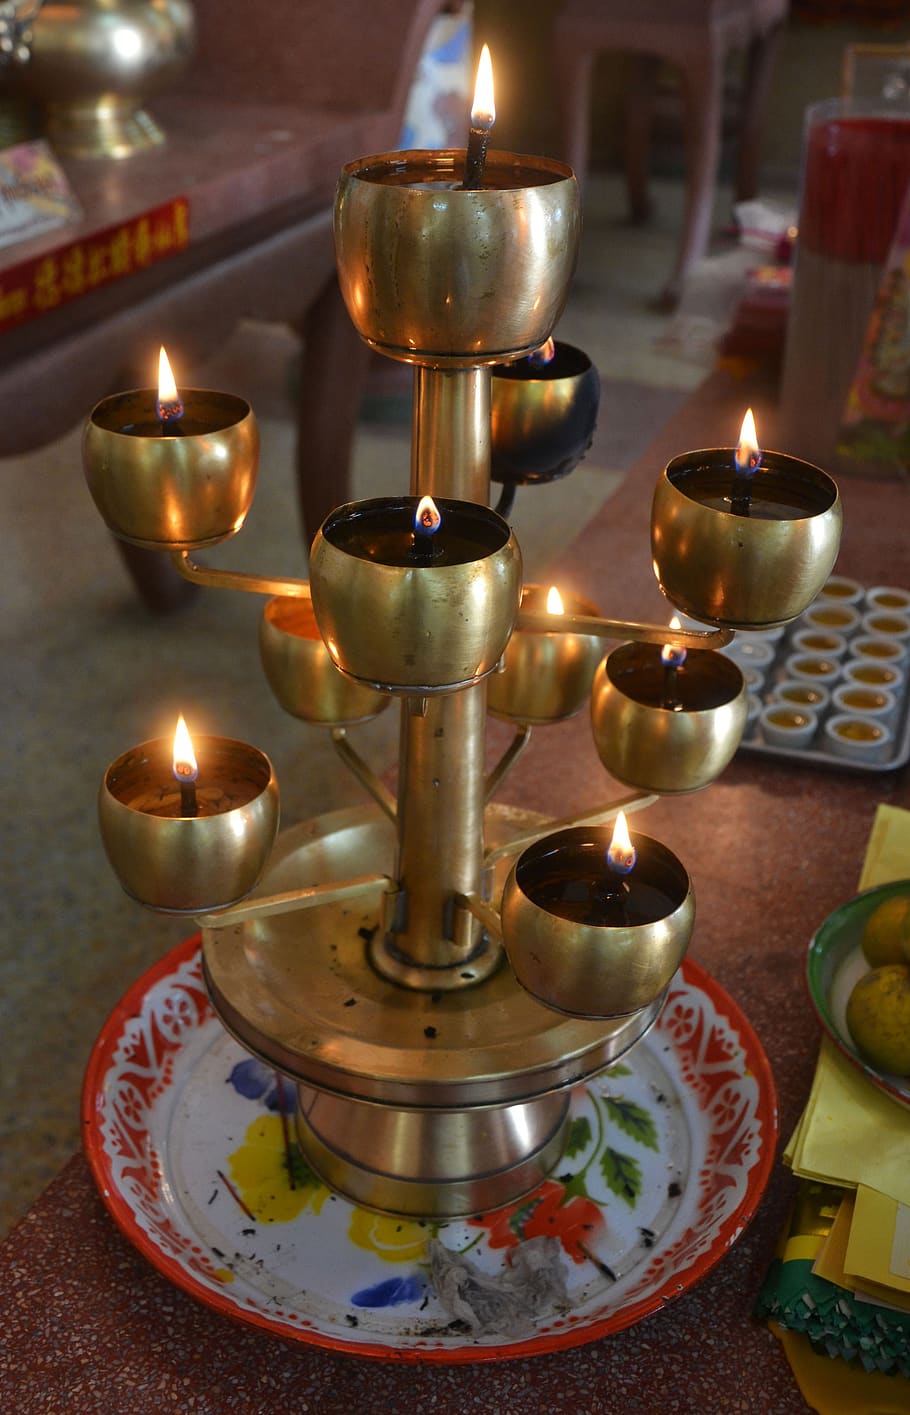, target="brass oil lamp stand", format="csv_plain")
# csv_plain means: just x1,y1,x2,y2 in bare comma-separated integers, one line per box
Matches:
84,148,843,1222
